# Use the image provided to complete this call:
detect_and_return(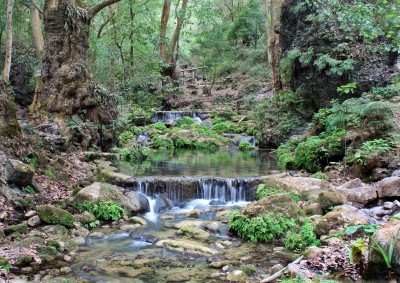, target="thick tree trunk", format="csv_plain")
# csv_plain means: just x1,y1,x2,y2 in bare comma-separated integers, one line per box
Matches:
30,3,44,64
160,0,172,62
30,0,119,150
265,0,284,91
3,0,14,81
0,80,21,138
